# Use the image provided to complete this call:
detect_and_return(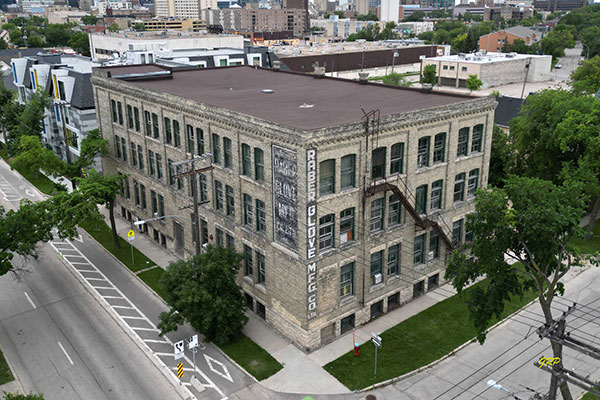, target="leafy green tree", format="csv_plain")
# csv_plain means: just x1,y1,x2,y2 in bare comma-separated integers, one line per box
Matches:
404,10,425,22
44,24,72,46
26,33,45,48
504,38,531,54
418,30,434,42
356,13,378,21
108,23,120,32
81,15,97,25
380,73,410,86
3,392,45,400
157,246,248,345
465,74,482,93
59,129,107,186
581,26,600,59
11,135,62,179
489,125,511,188
2,23,17,31
378,22,397,40
446,176,586,400
68,31,90,56
347,24,380,41
76,170,125,248
132,23,146,31
570,55,600,95
9,29,24,47
0,39,8,50
7,91,50,154
0,78,18,143
540,30,574,61
421,64,437,86
433,29,451,45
